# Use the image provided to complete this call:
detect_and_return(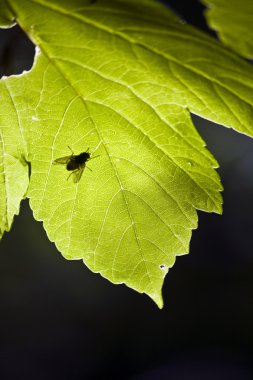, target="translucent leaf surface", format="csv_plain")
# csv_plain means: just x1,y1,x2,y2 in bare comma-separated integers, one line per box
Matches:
202,0,253,59
0,0,253,306
26,50,223,307
0,78,29,237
